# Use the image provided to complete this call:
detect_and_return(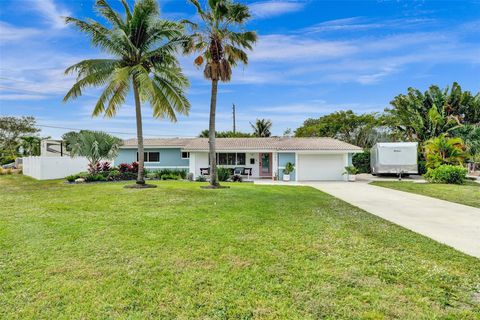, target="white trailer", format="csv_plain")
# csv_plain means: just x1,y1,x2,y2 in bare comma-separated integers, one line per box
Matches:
370,142,418,175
